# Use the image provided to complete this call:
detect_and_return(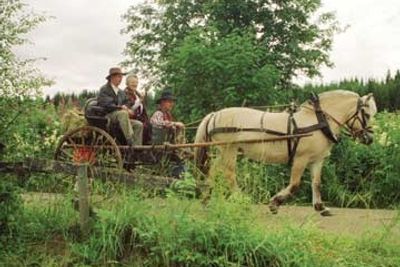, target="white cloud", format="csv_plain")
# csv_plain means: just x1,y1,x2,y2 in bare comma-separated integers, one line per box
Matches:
18,0,136,96
17,0,400,95
315,0,400,83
